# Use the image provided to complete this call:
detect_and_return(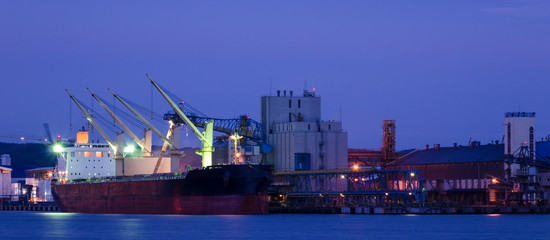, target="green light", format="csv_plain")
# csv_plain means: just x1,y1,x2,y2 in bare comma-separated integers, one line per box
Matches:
124,145,136,153
53,144,63,153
